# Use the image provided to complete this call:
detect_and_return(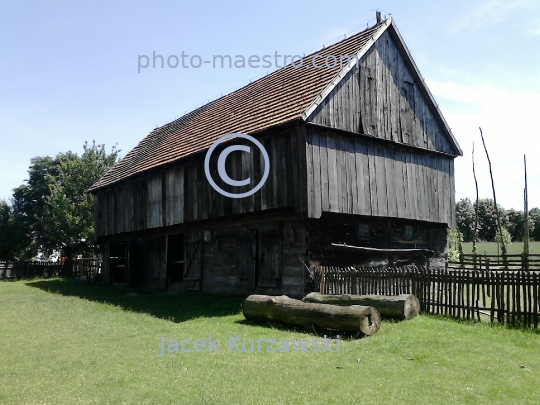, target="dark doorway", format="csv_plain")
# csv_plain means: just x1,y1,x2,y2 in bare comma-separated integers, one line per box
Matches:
238,229,258,289
128,238,147,286
166,234,184,289
110,242,128,283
